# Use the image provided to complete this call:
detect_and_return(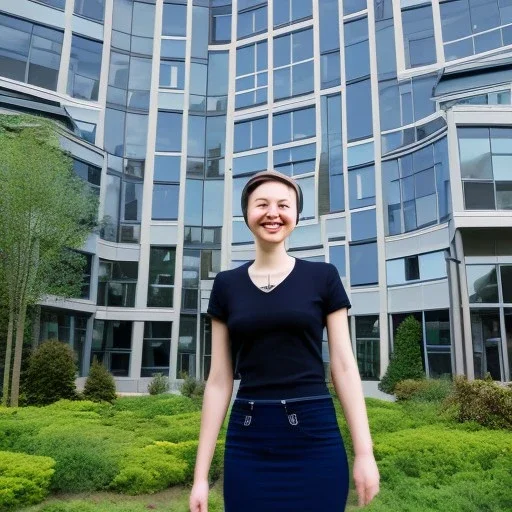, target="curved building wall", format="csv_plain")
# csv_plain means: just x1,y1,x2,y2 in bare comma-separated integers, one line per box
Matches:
1,0,512,390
